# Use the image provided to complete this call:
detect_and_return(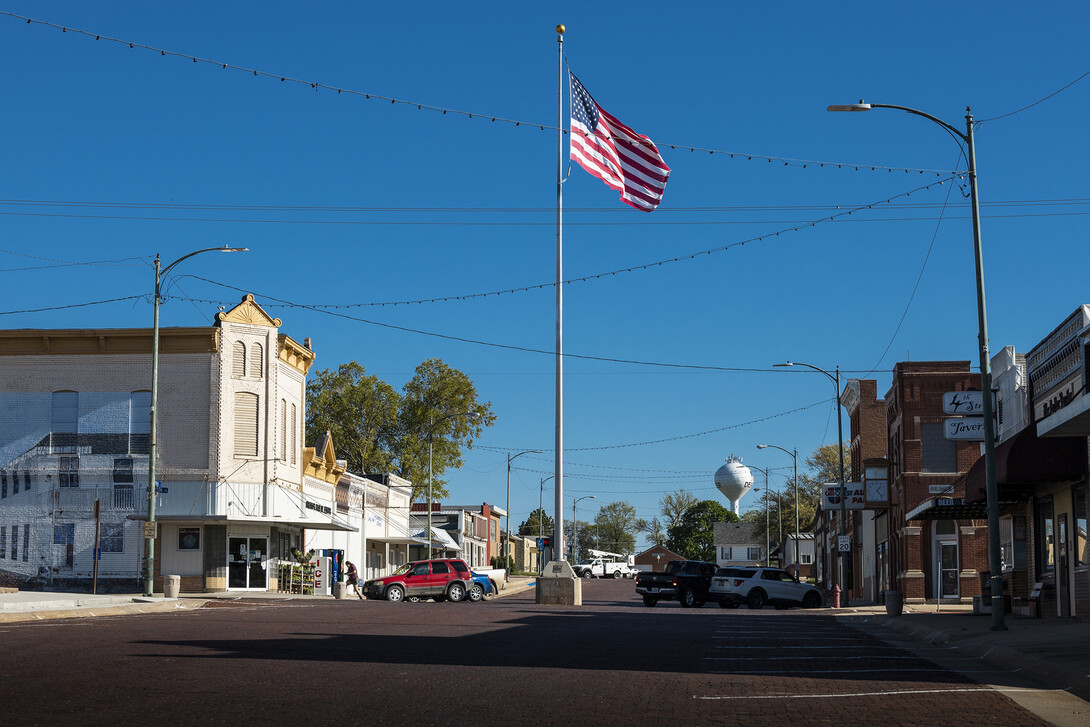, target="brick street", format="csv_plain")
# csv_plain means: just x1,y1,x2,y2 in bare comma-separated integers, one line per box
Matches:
2,580,1057,726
